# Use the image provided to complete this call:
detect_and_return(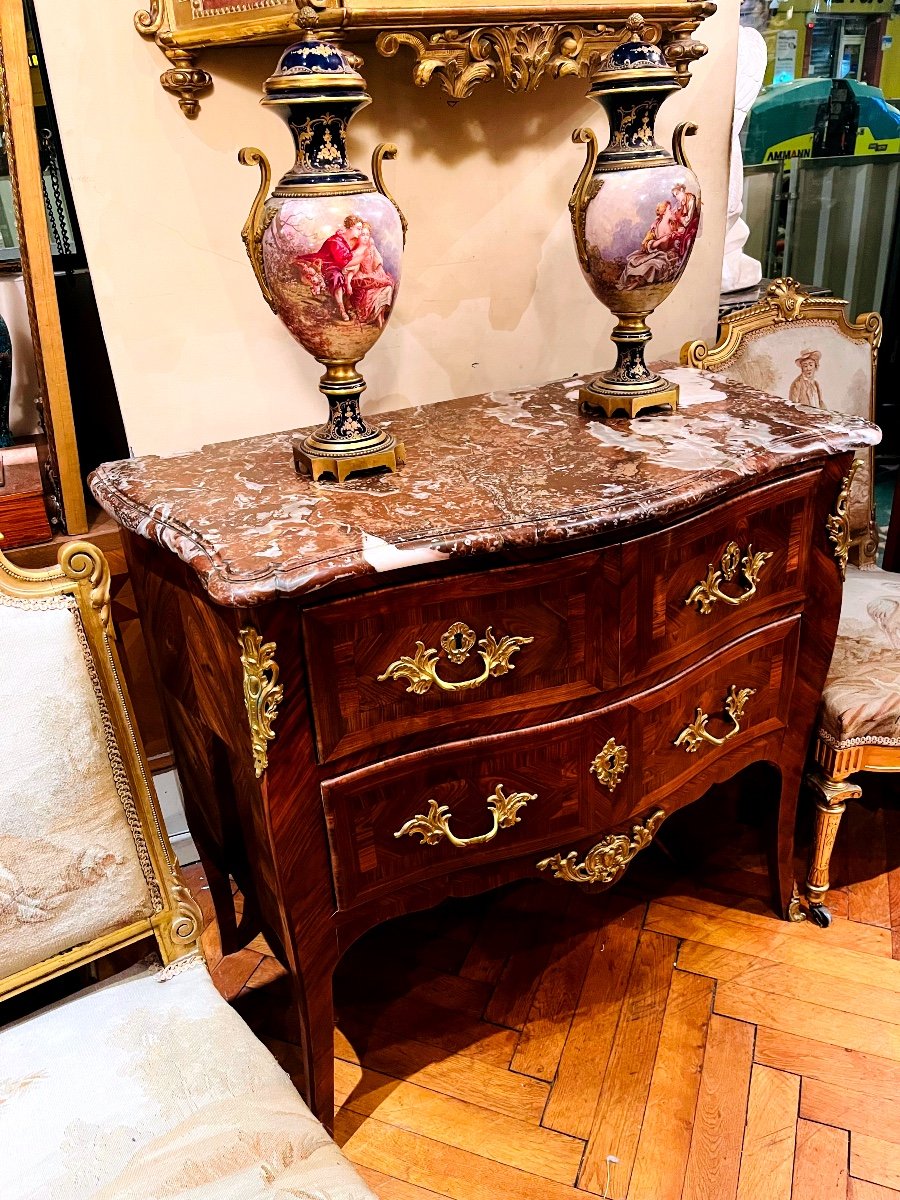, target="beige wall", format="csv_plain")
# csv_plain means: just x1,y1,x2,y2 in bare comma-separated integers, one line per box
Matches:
34,2,737,458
